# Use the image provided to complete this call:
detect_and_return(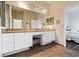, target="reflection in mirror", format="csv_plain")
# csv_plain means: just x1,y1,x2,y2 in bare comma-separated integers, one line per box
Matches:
12,6,23,29
23,9,46,29
2,2,5,27
43,17,54,30
46,17,54,25
13,19,23,29
0,2,2,27
12,6,46,30
2,4,46,30
5,4,10,29
23,9,37,29
2,3,12,29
